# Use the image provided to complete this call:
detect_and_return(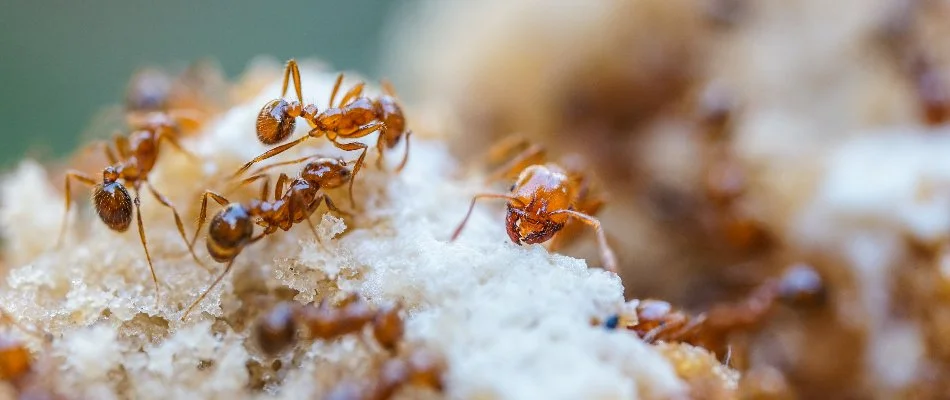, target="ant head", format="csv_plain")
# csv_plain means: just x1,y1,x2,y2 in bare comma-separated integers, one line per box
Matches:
301,158,352,189
776,264,827,308
93,181,133,232
256,99,297,145
256,302,297,356
504,205,563,245
206,204,254,263
102,166,120,184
